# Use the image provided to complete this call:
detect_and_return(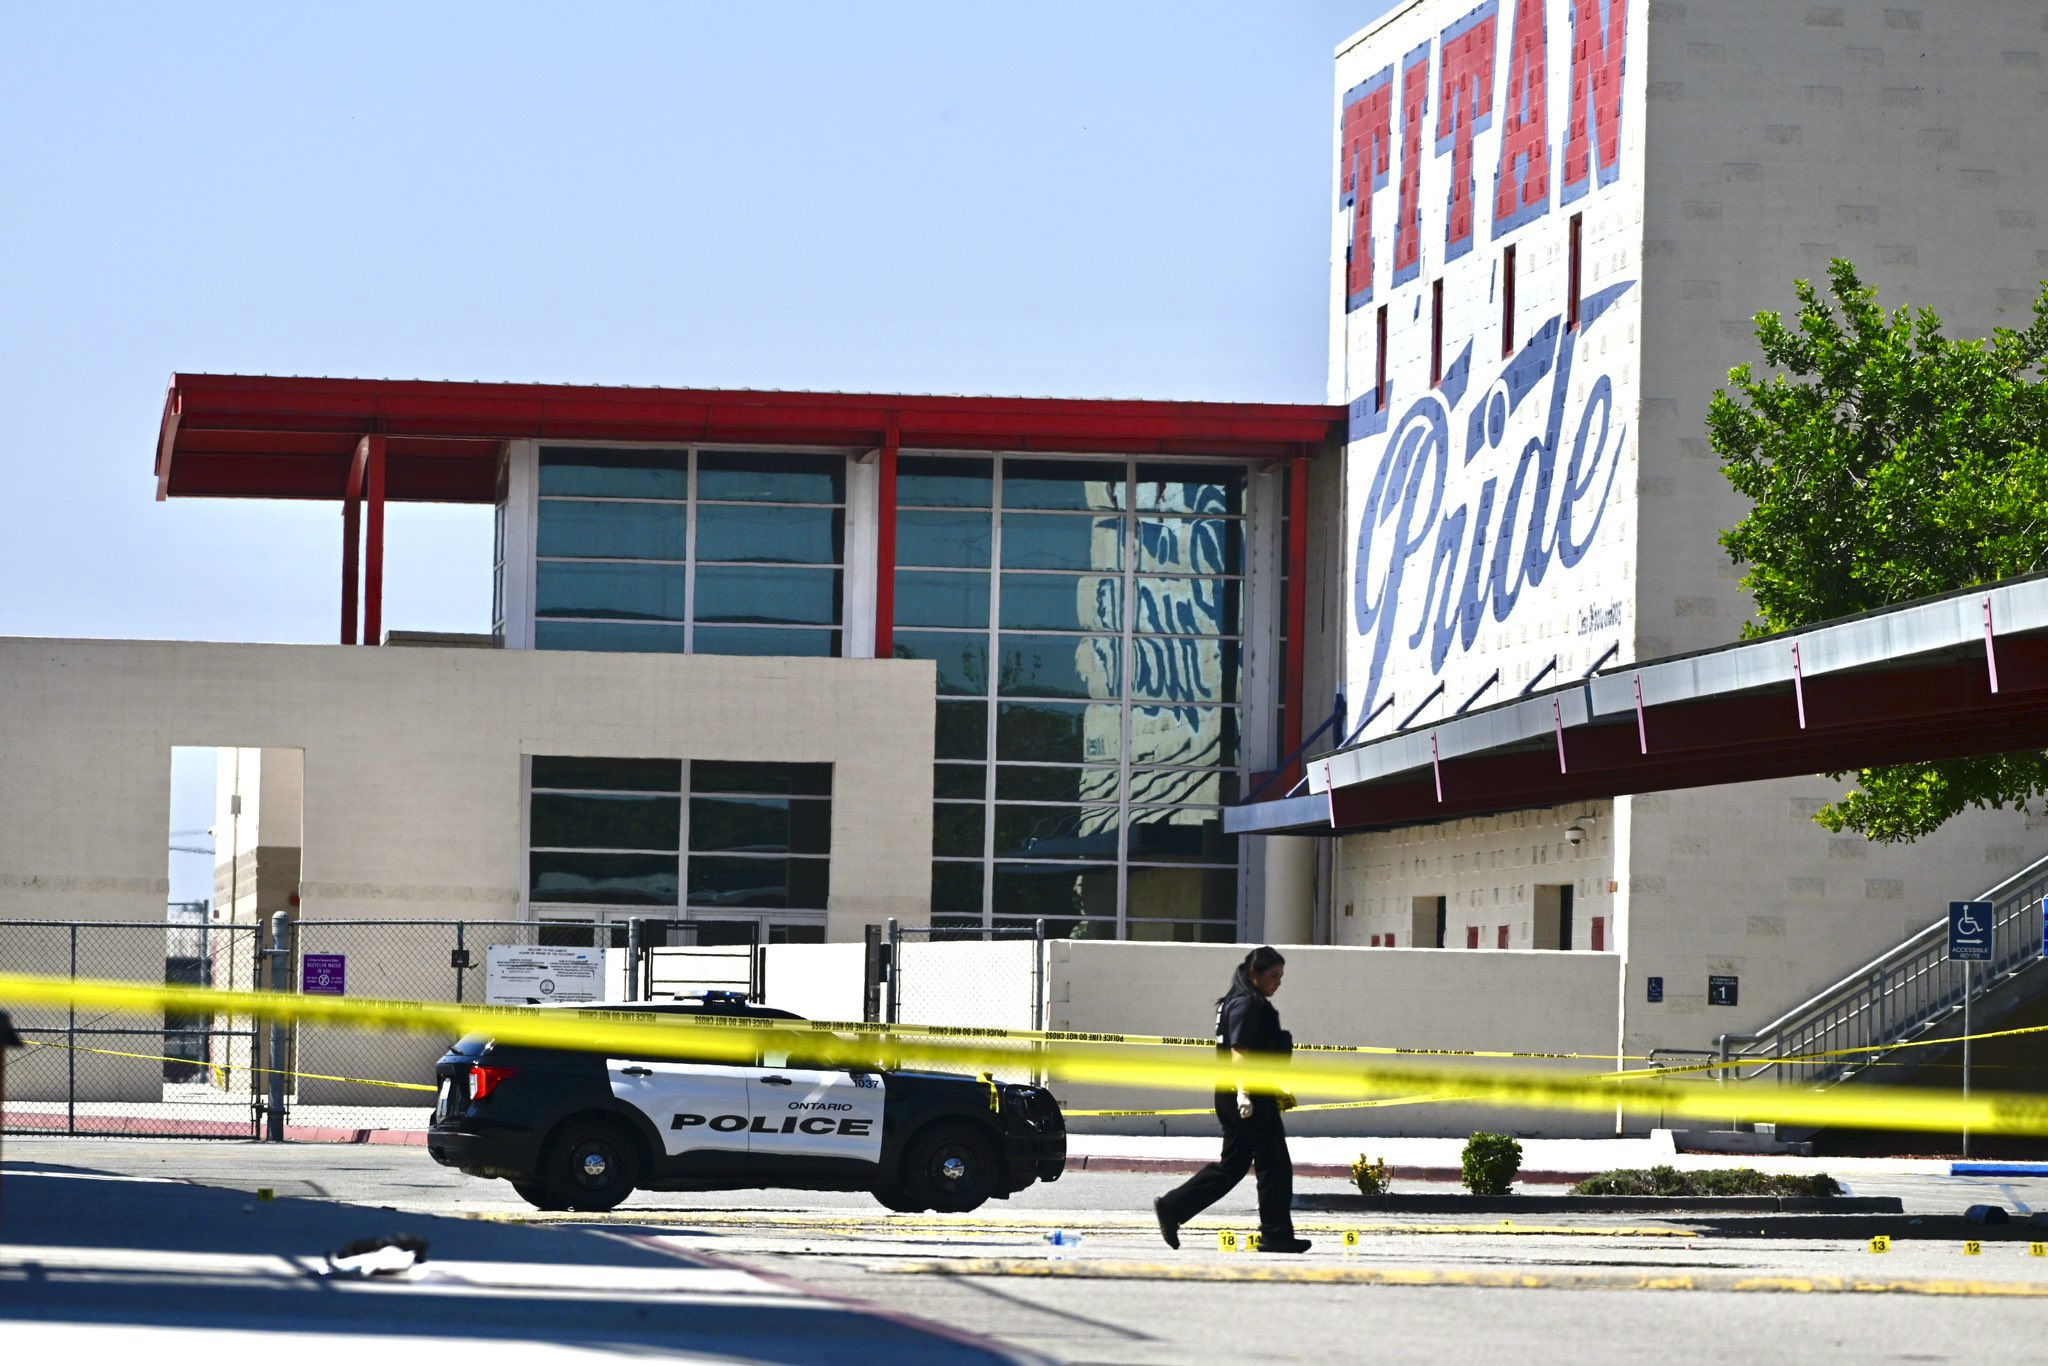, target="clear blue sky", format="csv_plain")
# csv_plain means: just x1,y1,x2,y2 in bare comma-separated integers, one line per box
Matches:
0,3,1390,646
